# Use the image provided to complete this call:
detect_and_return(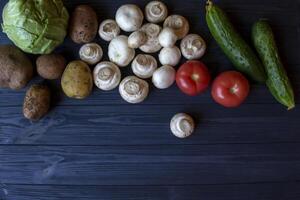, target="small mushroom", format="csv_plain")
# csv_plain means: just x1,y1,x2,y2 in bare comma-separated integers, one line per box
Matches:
139,23,162,53
170,113,195,138
180,34,206,60
145,1,168,23
131,54,157,79
108,35,135,67
159,46,181,66
158,27,178,48
152,65,176,89
98,19,120,42
115,4,144,32
93,61,121,91
79,43,103,65
119,76,149,104
128,30,148,49
163,15,189,39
